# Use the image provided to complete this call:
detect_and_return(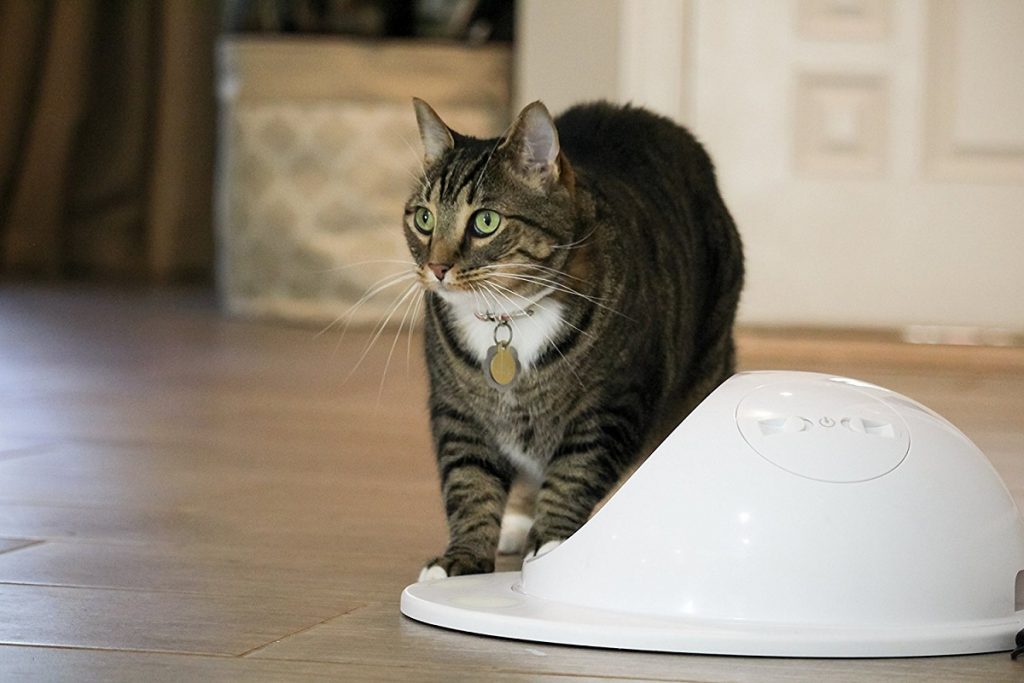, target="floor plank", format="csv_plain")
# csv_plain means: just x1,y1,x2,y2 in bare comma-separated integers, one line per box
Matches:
0,645,573,682
0,540,427,603
0,584,362,656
